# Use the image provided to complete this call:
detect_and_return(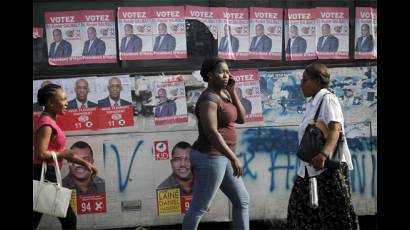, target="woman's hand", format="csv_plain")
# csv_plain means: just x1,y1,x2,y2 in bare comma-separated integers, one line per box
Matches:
59,149,74,160
231,158,243,178
226,75,237,96
310,153,327,170
85,162,98,176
